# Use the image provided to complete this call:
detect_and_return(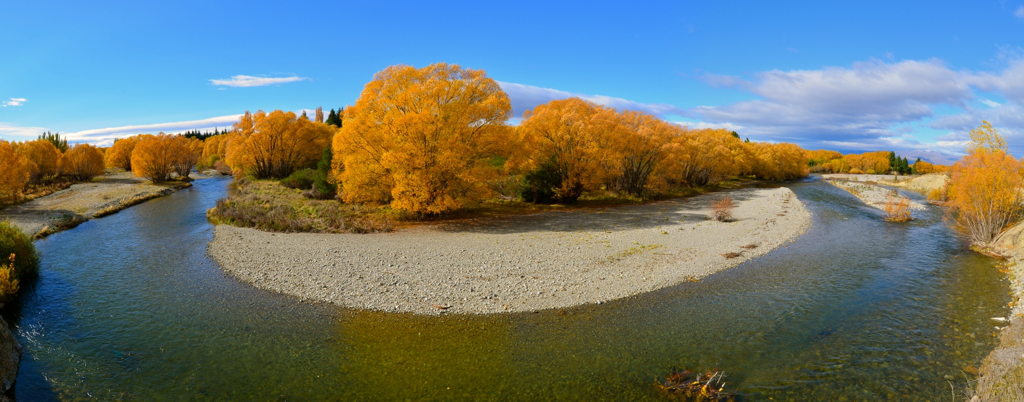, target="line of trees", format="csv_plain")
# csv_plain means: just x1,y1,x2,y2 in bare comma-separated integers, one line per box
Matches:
0,133,106,204
193,63,811,216
808,149,948,175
